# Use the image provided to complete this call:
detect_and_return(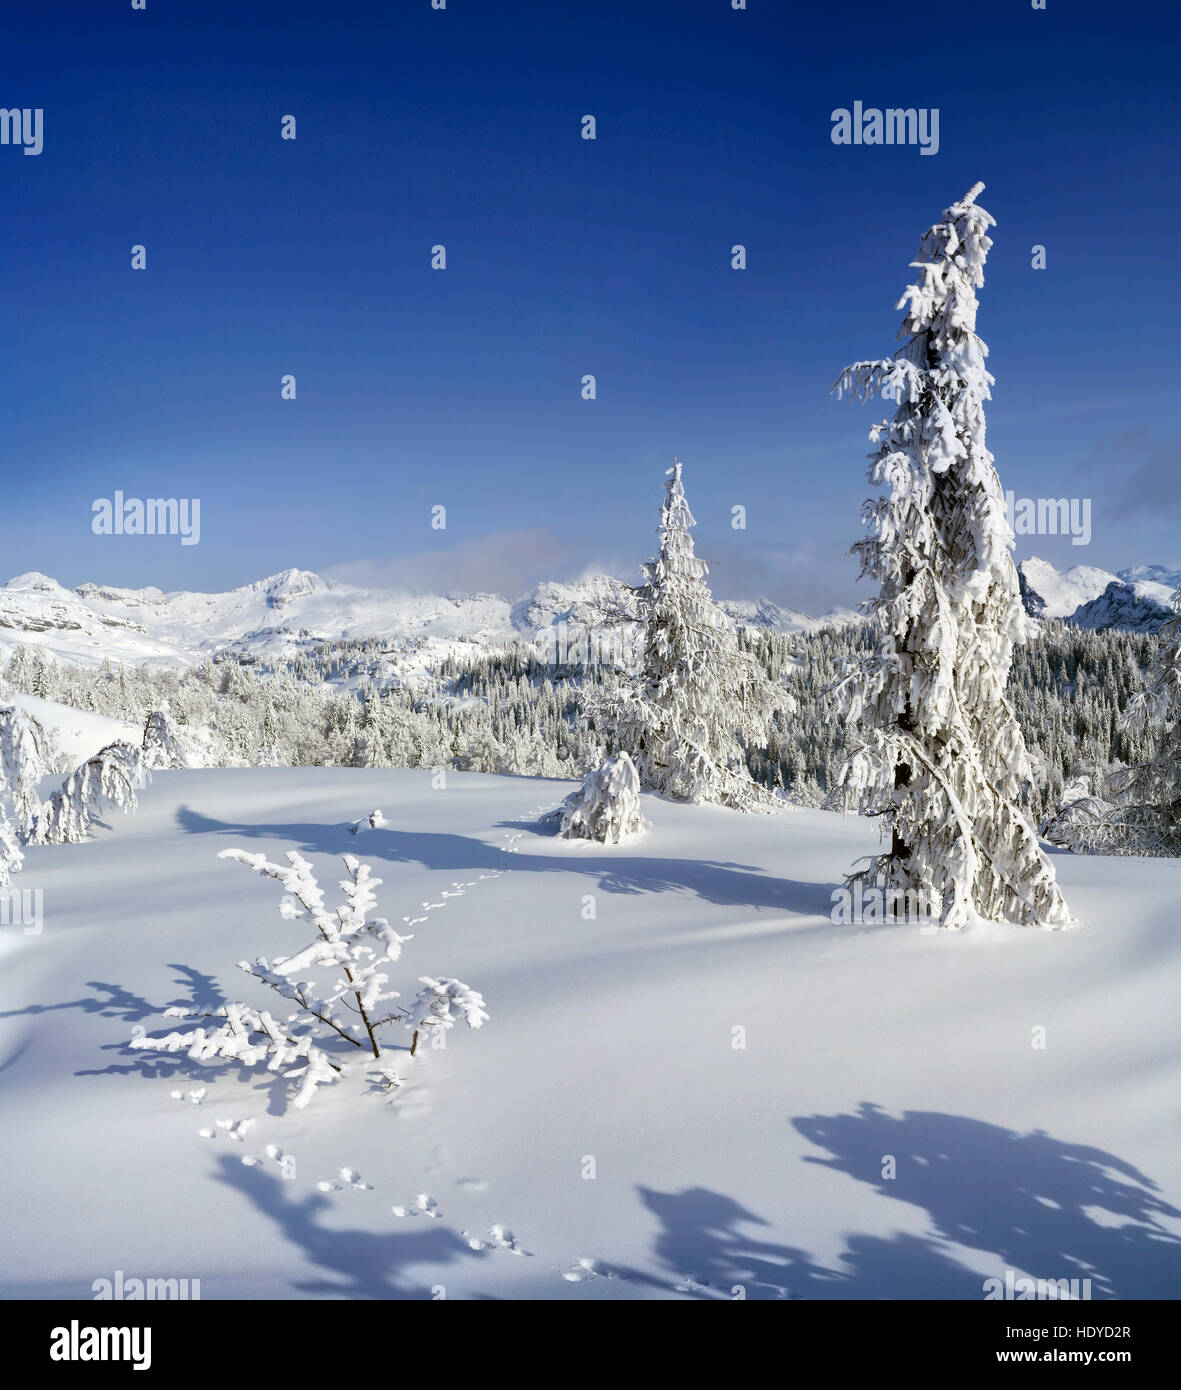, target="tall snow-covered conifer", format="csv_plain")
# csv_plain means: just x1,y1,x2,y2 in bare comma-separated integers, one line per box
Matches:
596,461,784,810
832,183,1072,929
